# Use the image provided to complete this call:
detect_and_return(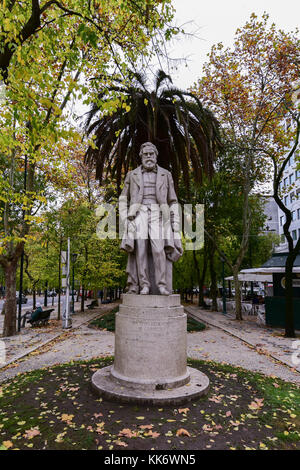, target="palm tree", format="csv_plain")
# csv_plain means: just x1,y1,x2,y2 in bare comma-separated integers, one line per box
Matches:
84,70,220,191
